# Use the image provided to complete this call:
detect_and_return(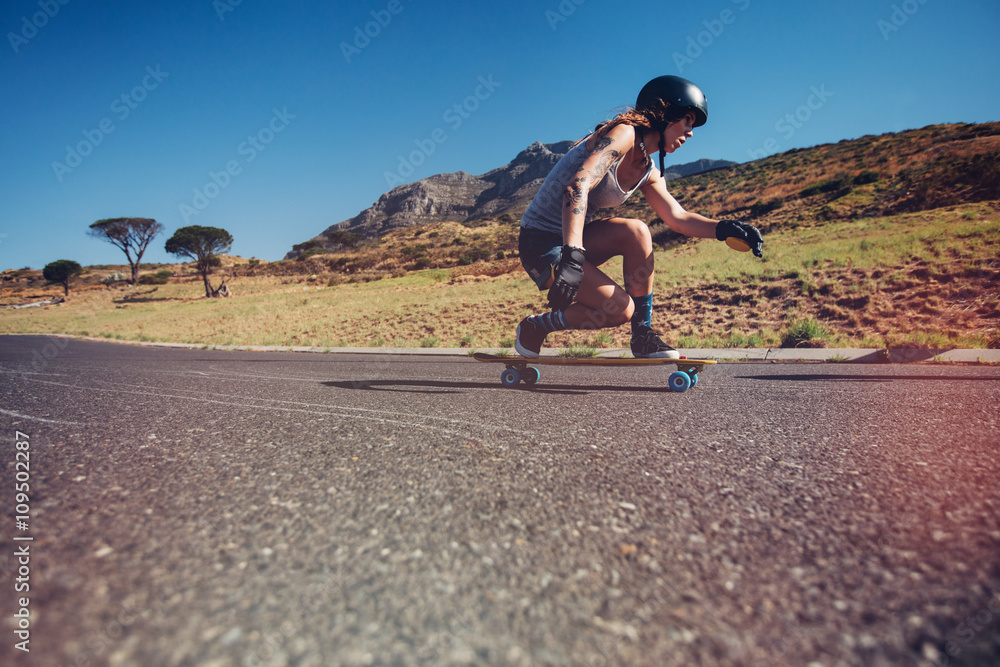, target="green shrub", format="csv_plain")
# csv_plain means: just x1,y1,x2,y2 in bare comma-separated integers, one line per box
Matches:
559,344,597,358
138,269,173,285
799,178,850,198
401,244,431,258
461,219,490,229
853,170,881,186
325,231,362,248
750,198,783,218
299,247,329,260
781,319,830,348
590,331,614,348
458,248,491,265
